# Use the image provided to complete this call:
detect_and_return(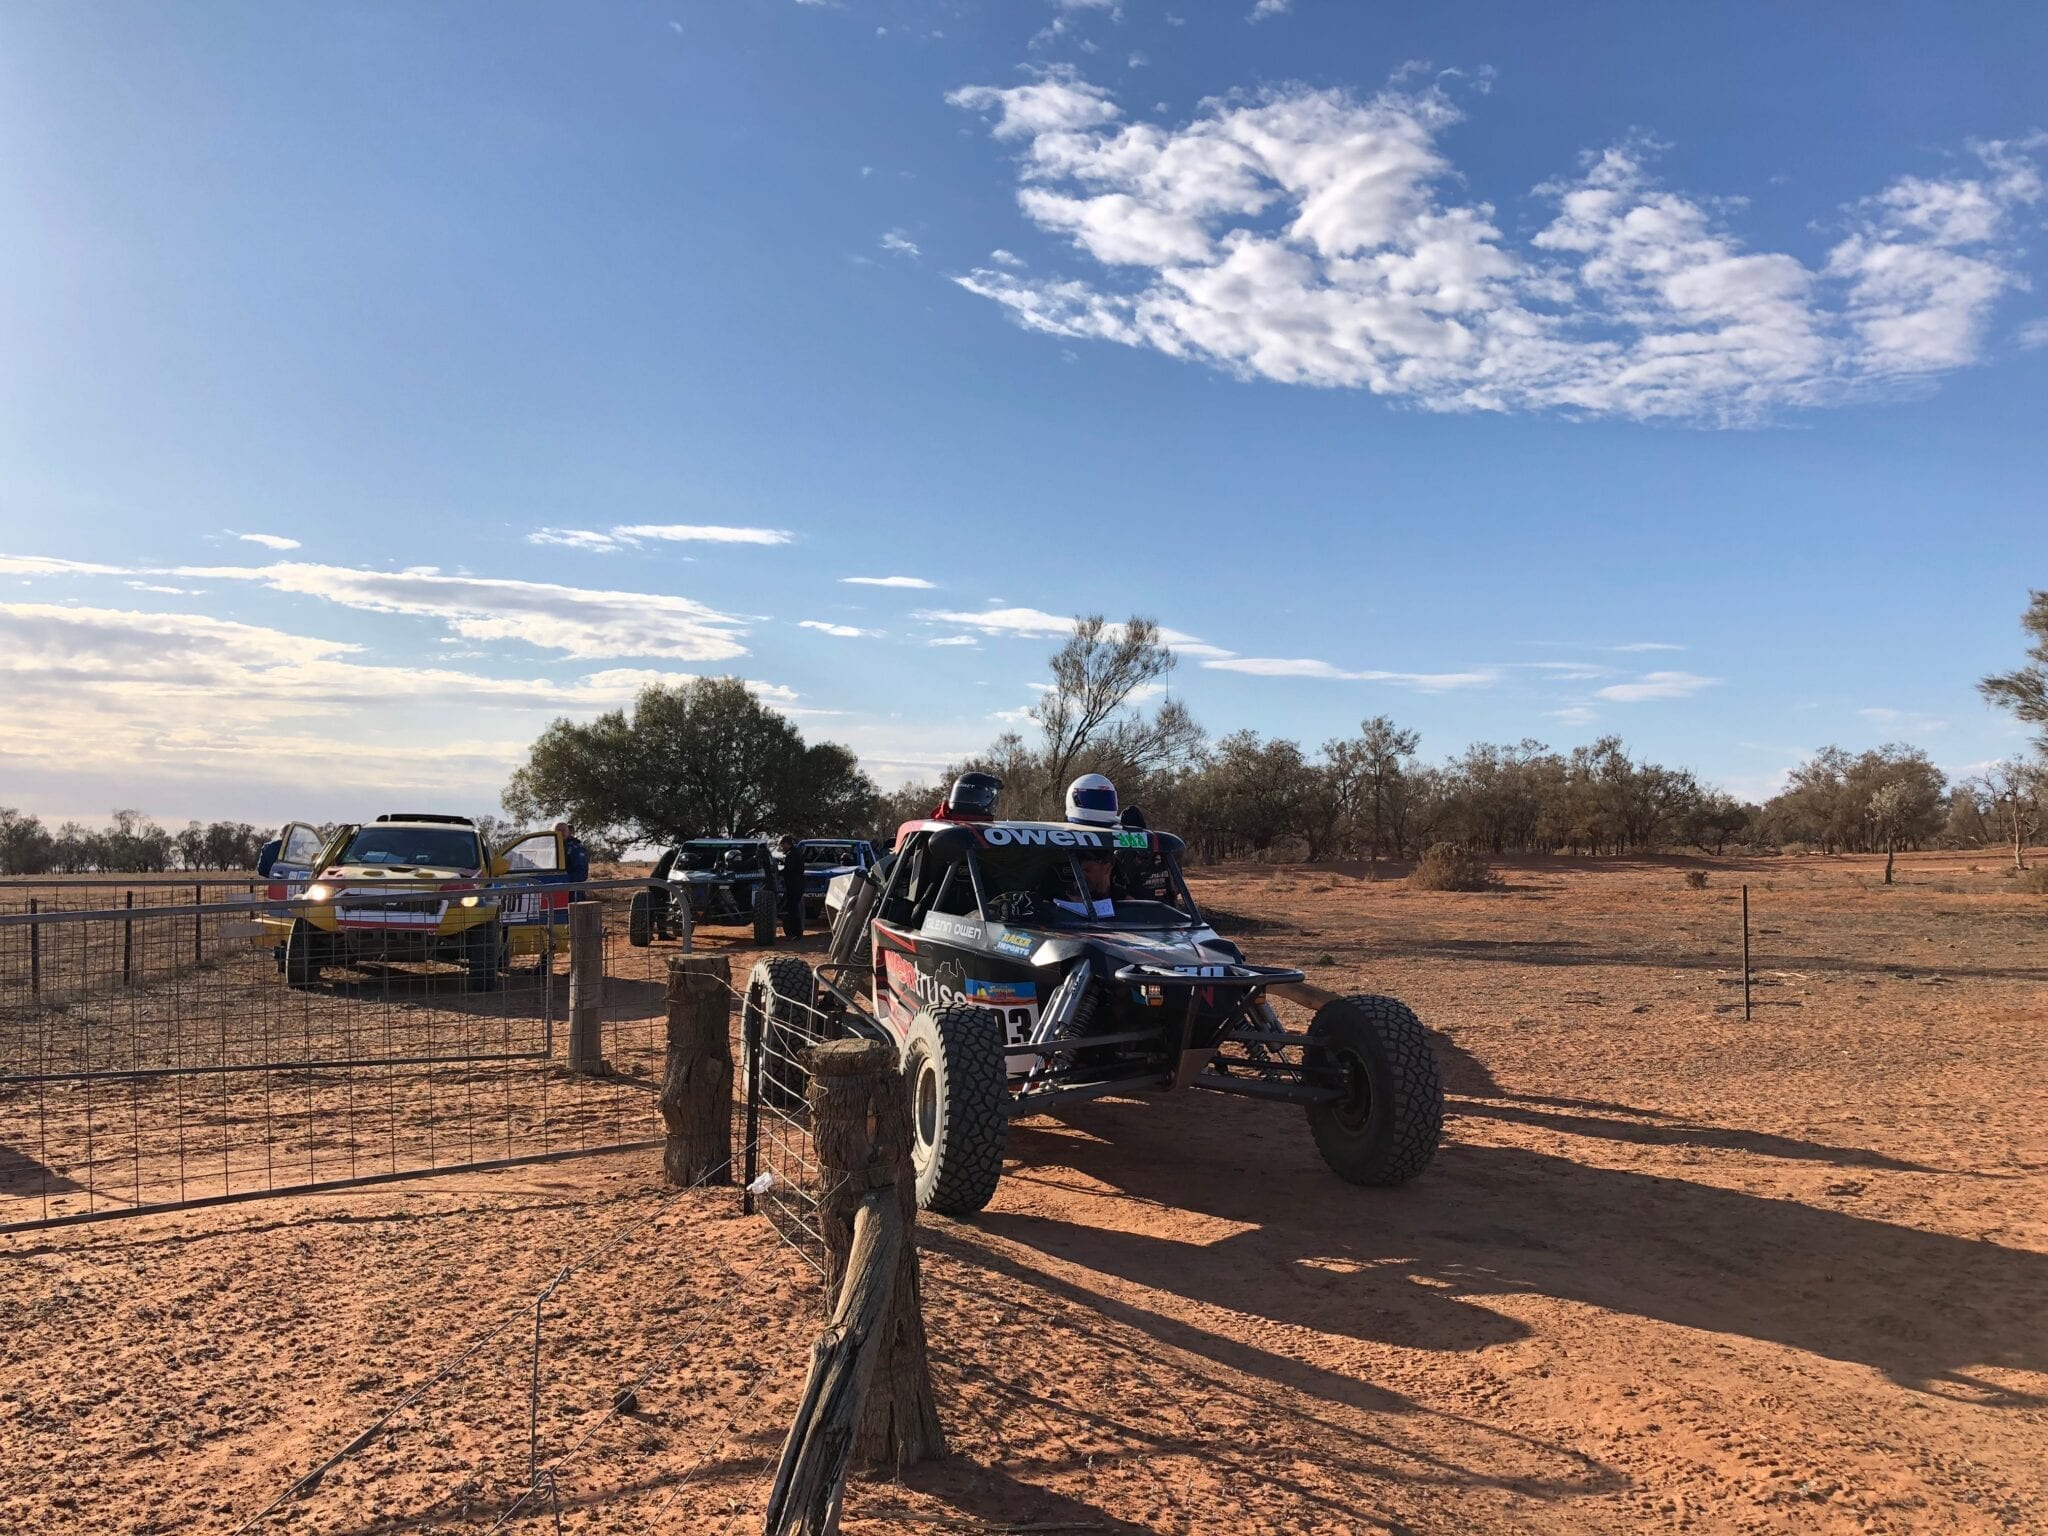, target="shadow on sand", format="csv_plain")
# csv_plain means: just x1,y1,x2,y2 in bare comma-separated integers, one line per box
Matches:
977,1087,2042,1408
